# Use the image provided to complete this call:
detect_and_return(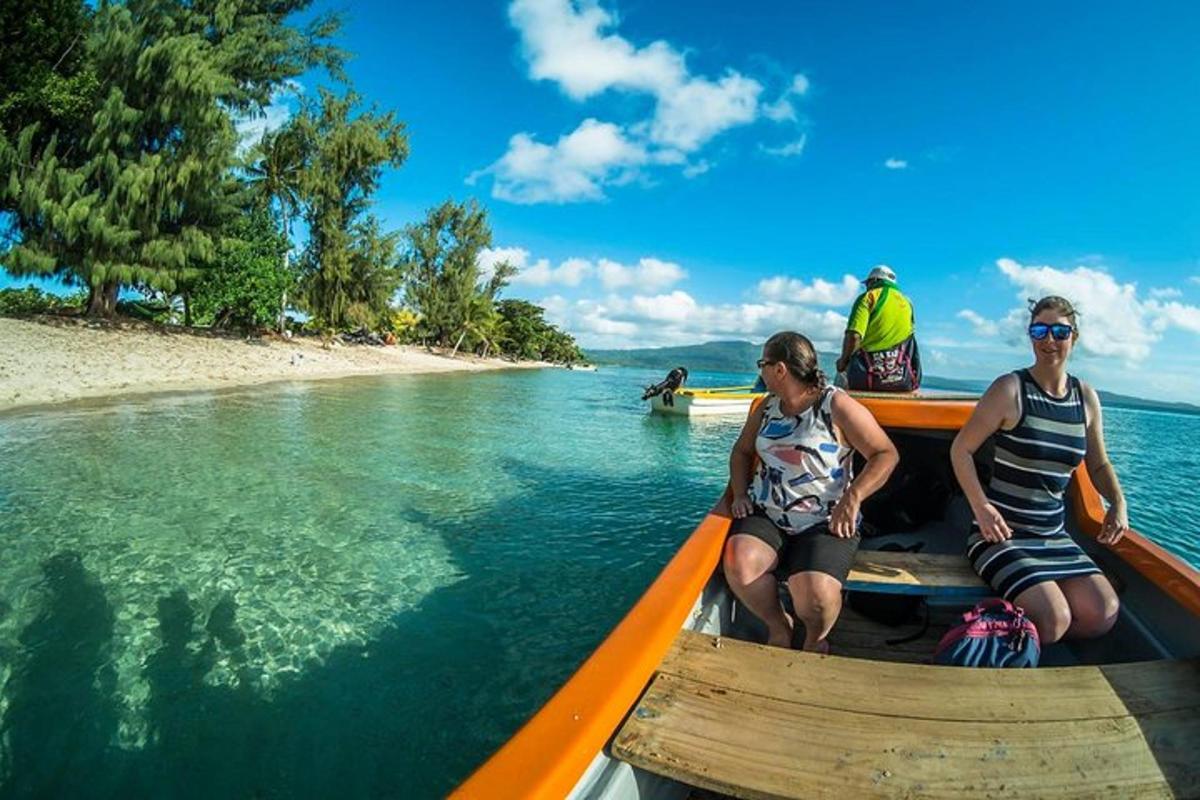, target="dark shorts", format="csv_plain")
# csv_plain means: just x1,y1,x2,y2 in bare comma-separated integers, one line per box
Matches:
729,513,861,583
